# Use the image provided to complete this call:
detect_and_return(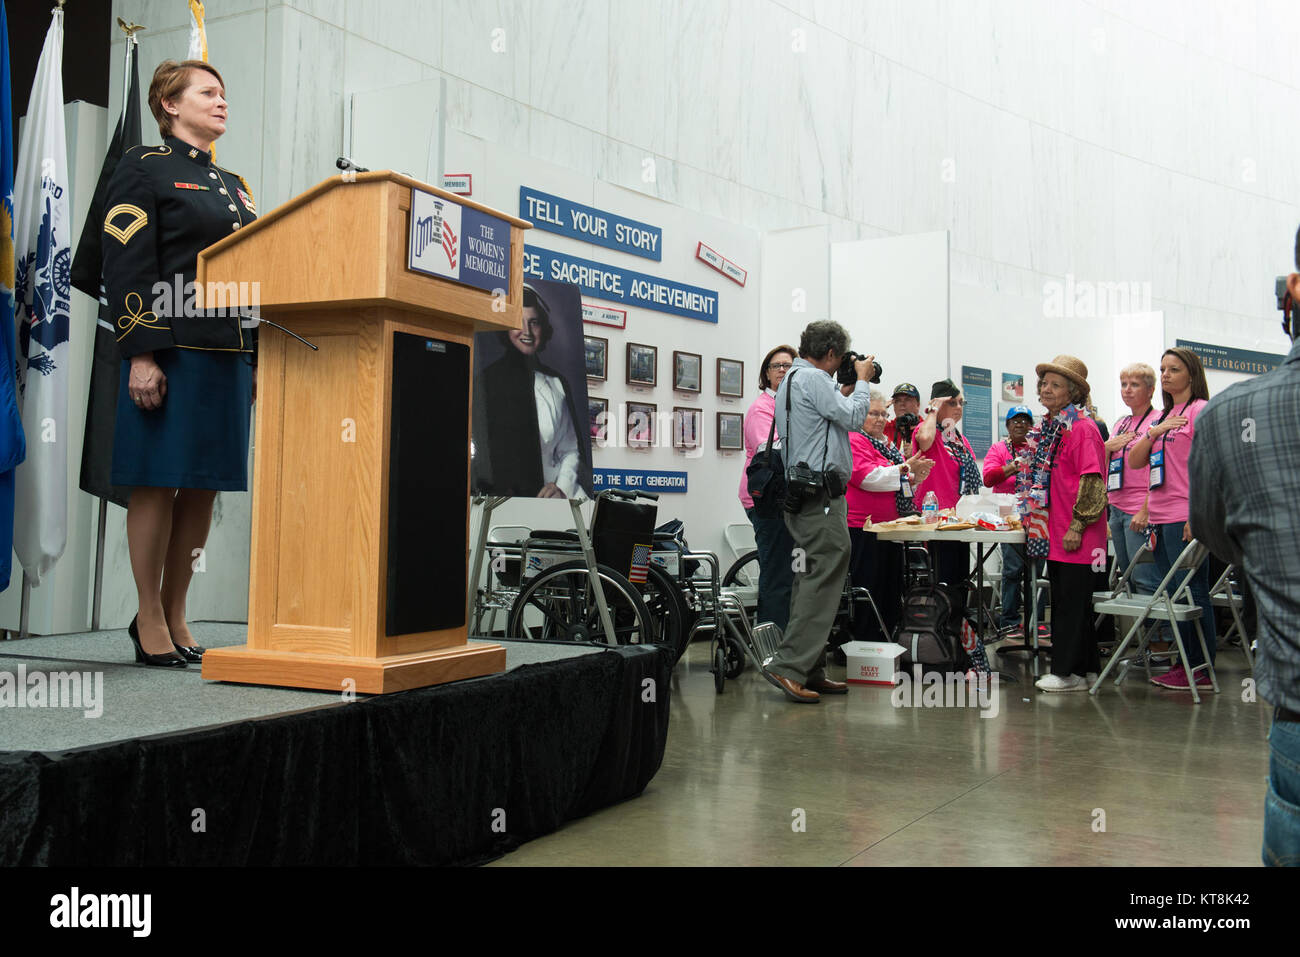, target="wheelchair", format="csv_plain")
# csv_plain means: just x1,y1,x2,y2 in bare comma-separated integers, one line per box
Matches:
472,489,688,659
720,549,886,655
